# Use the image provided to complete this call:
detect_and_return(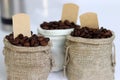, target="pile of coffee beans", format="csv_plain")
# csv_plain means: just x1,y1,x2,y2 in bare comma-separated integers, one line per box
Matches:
40,20,80,30
71,27,112,38
5,33,50,47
